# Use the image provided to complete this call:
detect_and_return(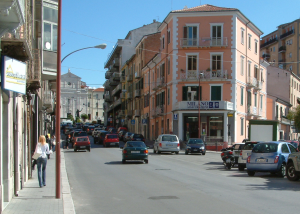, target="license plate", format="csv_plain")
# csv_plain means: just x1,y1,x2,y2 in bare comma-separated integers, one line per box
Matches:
110,143,115,145
193,149,198,151
167,144,173,146
257,159,267,163
136,138,141,140
226,159,231,163
131,151,140,153
80,146,85,148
